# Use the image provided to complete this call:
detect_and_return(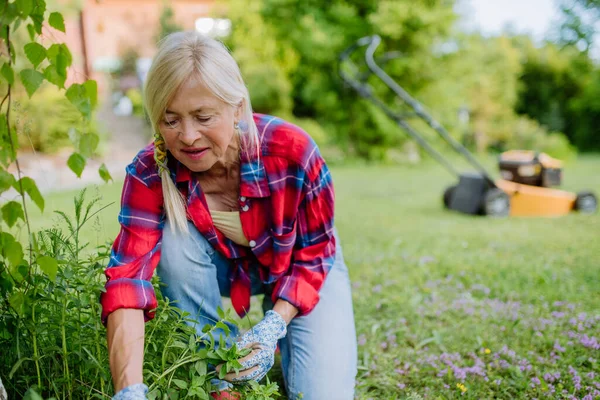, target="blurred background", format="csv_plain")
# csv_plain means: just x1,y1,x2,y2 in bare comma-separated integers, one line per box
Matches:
10,0,599,191
3,2,600,398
